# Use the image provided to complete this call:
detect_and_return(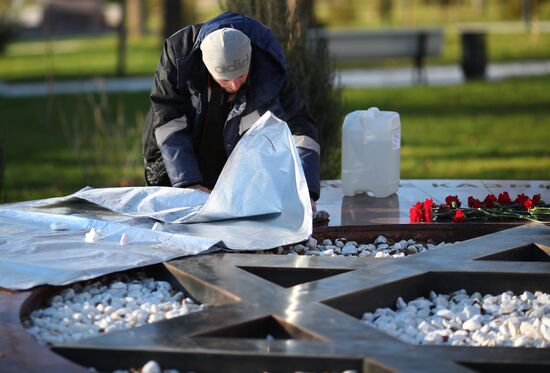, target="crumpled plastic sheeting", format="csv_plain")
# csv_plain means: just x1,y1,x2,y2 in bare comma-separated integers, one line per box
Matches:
0,112,312,290
18,186,211,223
0,209,220,290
